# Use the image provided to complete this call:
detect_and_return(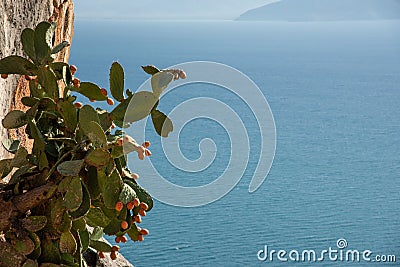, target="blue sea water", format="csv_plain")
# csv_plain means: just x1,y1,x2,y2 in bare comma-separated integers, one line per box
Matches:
70,20,400,266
